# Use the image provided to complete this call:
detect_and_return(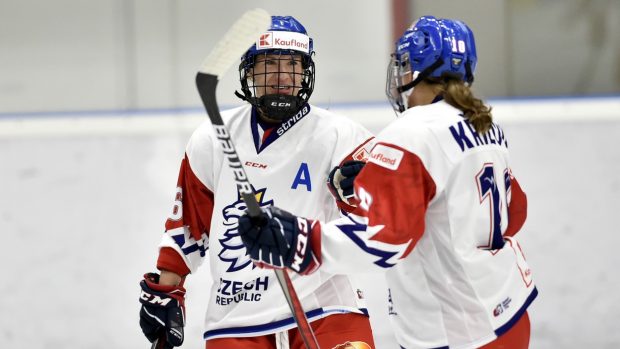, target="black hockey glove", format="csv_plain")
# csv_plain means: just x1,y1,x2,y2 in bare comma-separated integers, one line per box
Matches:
139,273,186,349
238,207,320,275
328,160,366,205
